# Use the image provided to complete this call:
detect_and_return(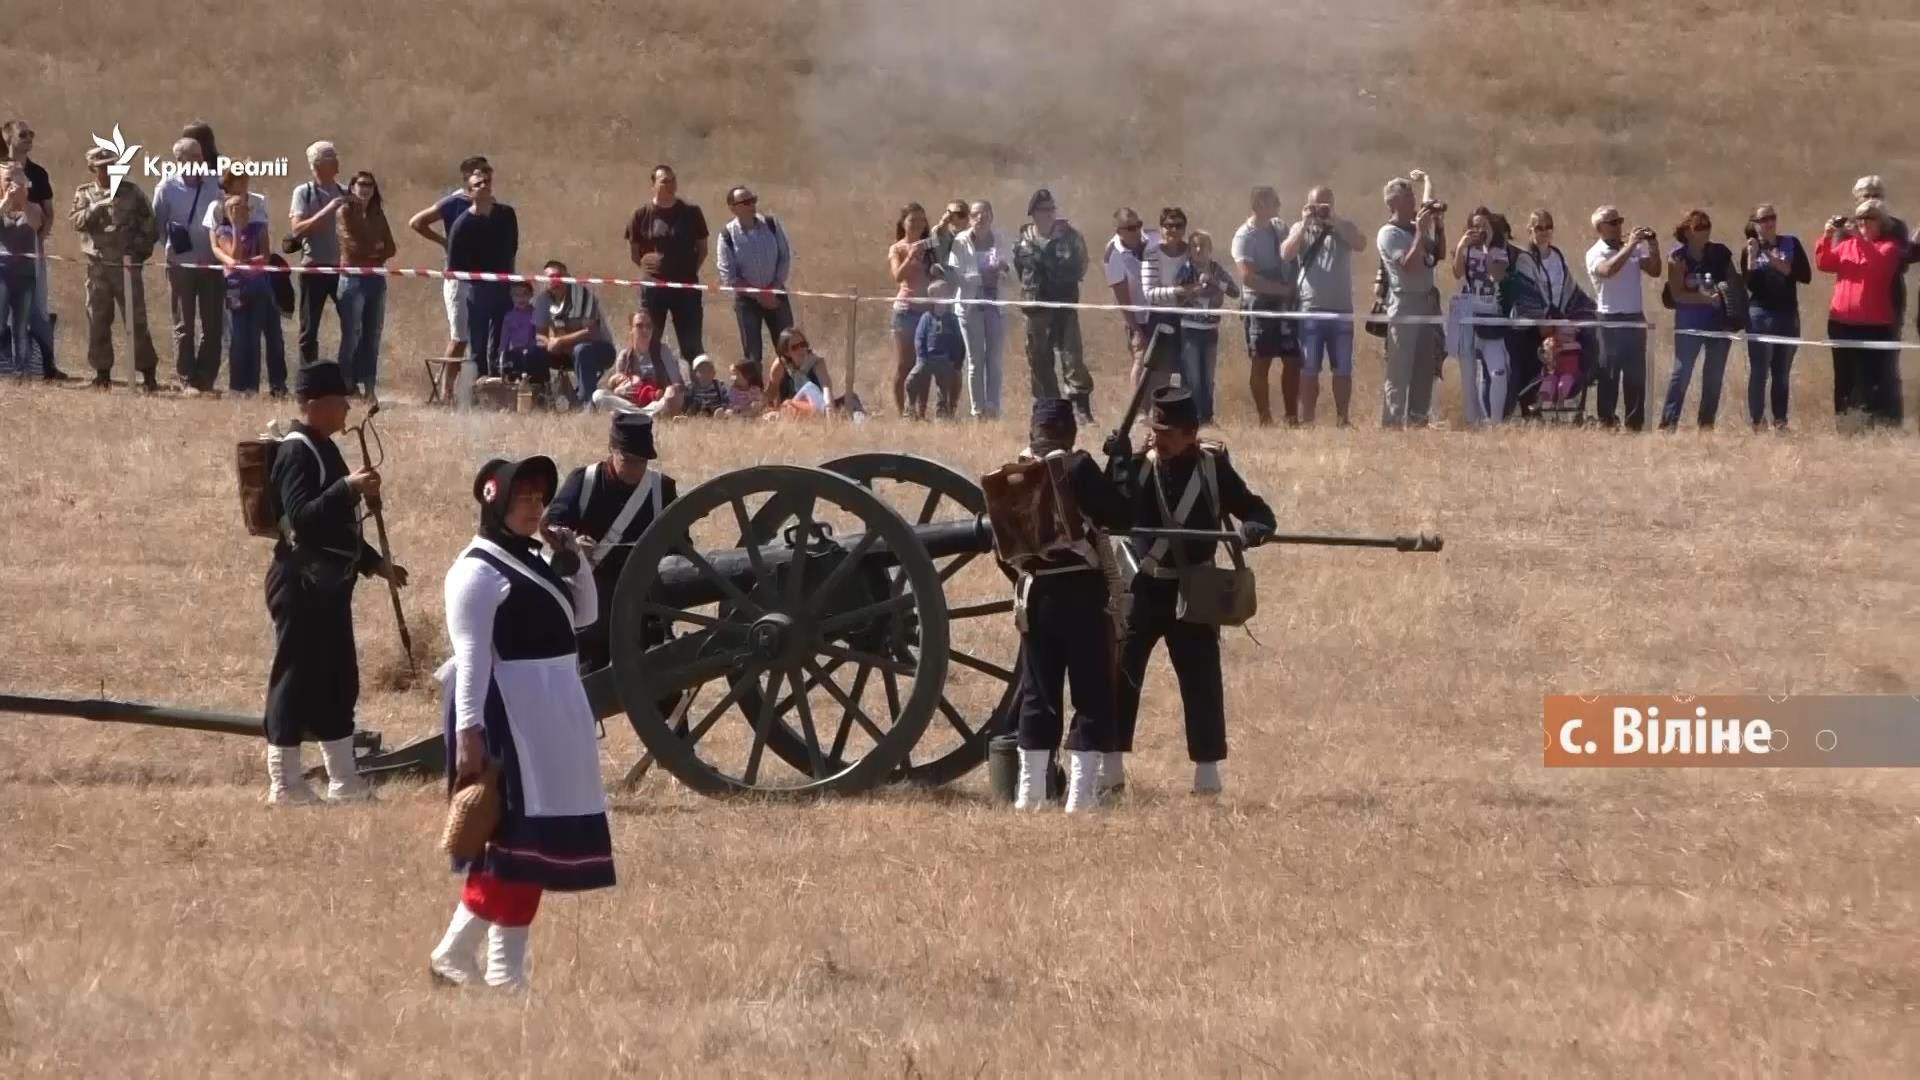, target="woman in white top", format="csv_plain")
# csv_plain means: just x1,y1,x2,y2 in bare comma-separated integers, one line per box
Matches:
944,200,1013,419
1136,207,1194,393
430,455,612,993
